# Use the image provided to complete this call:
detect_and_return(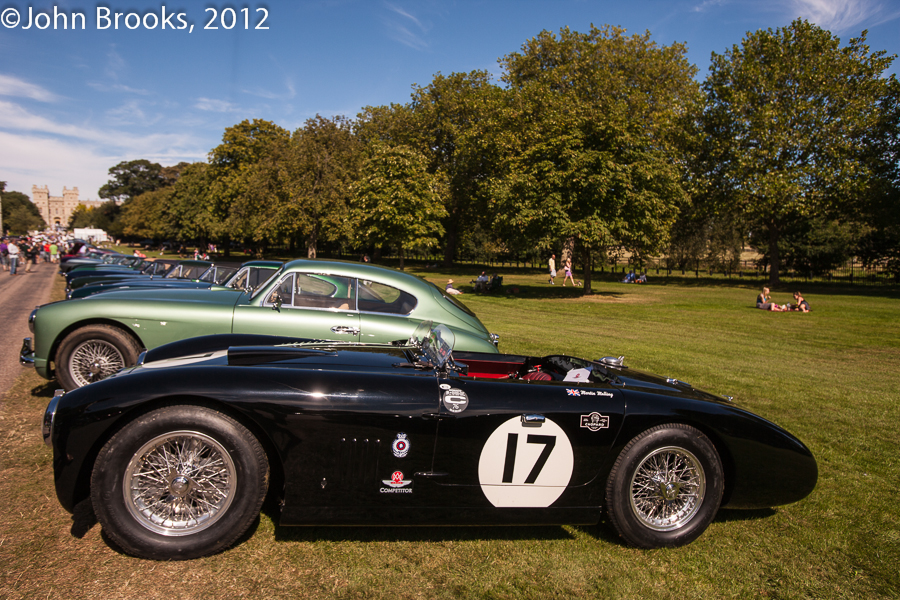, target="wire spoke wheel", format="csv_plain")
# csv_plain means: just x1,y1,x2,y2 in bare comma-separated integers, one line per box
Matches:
125,431,237,536
629,446,706,531
69,339,126,387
